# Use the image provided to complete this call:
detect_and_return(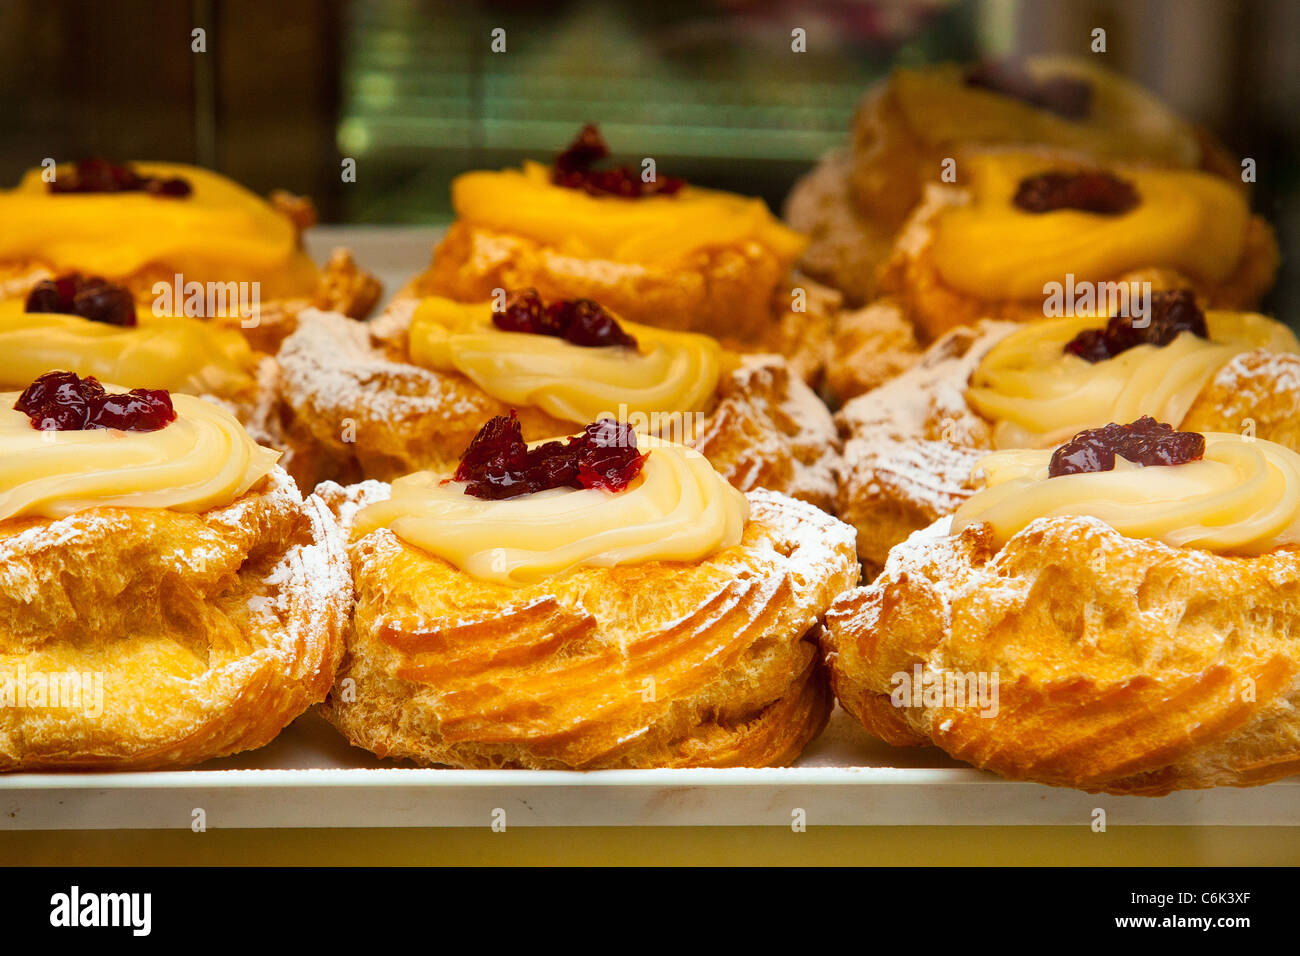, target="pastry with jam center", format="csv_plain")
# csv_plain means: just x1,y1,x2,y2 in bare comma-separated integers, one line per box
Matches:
834,292,1300,569
825,419,1300,794
0,159,381,352
0,372,349,770
317,415,859,769
399,125,837,383
277,290,839,511
786,55,1242,309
